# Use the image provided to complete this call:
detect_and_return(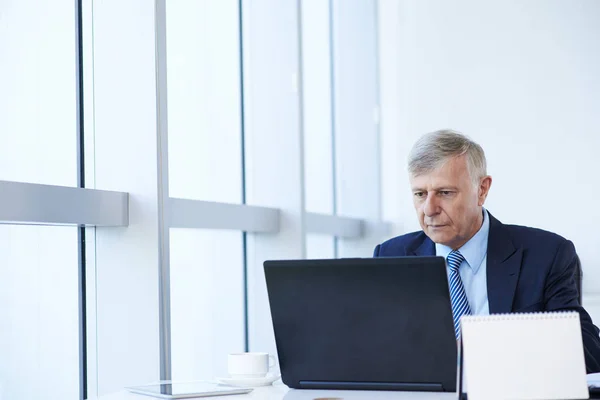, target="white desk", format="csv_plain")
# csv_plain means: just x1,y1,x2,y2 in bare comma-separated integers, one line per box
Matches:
91,383,457,400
